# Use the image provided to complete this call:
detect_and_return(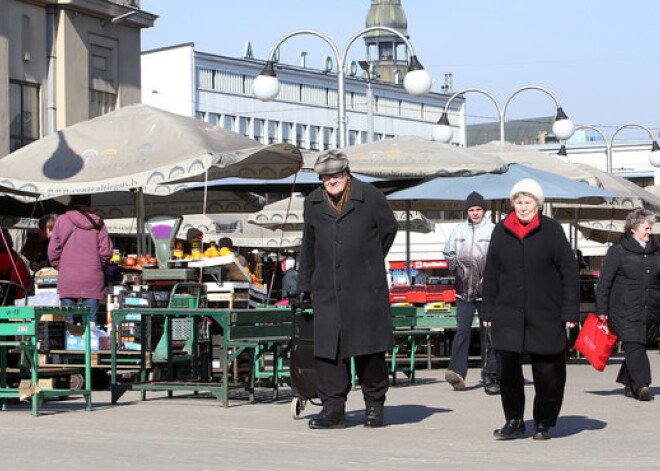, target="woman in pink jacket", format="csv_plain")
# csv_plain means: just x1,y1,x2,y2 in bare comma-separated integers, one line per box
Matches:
48,195,113,324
